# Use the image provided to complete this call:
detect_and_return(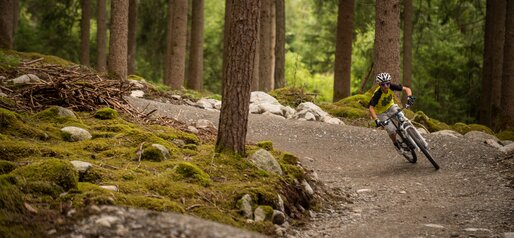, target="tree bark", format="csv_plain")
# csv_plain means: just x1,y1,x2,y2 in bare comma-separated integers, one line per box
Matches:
274,0,286,89
108,0,129,80
127,0,138,75
168,0,188,90
187,0,204,91
0,0,18,49
96,0,107,72
216,0,260,155
80,0,91,66
373,0,401,85
164,0,174,85
501,0,514,128
479,0,506,127
333,0,354,102
258,0,274,92
402,0,413,104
